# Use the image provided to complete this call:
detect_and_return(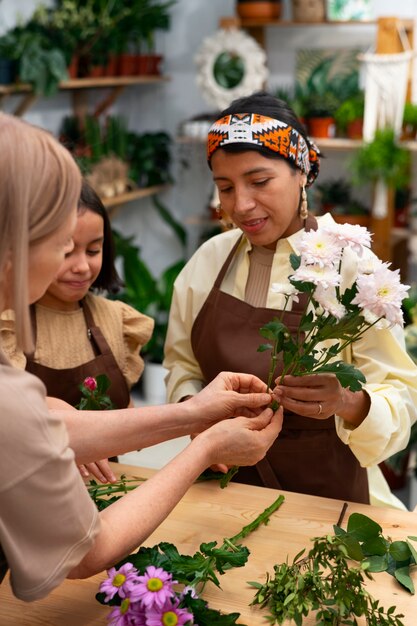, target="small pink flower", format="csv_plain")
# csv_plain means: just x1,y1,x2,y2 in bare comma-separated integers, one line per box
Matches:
107,598,145,626
100,563,140,602
134,566,175,610
83,376,97,391
352,265,409,326
324,223,372,256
